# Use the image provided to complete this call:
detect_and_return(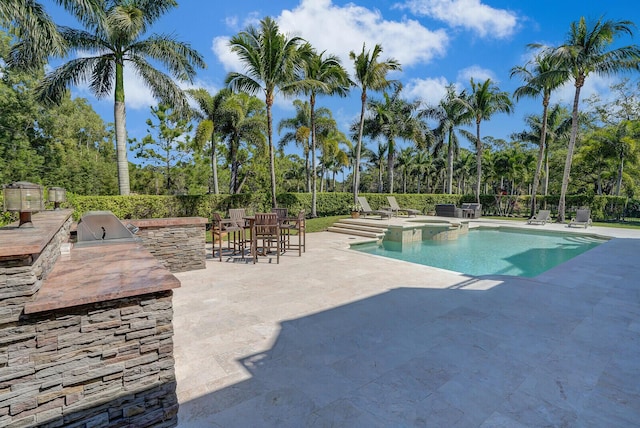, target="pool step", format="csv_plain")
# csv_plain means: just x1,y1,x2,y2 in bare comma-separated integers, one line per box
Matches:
328,219,388,239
